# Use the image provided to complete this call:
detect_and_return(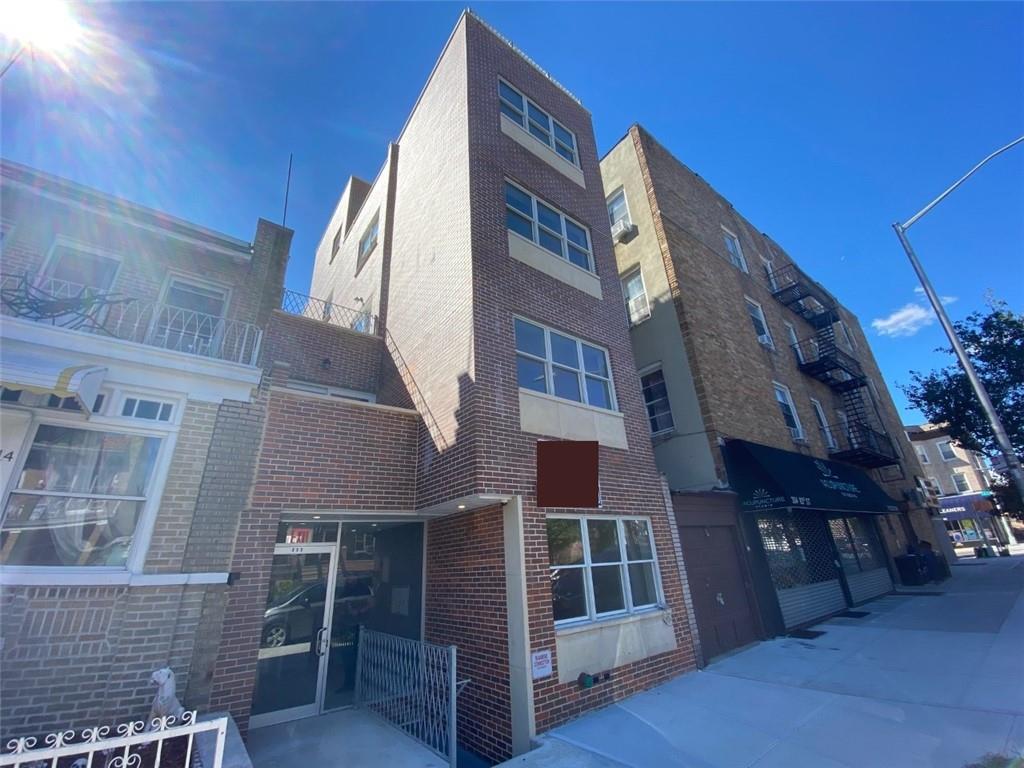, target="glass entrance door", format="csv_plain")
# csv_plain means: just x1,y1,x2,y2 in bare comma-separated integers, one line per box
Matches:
249,543,338,728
